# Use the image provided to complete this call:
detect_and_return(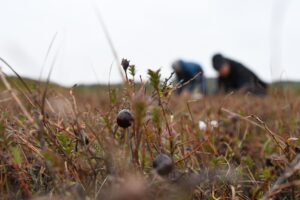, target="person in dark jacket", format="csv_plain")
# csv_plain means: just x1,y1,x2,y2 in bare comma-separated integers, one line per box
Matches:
212,54,268,95
172,60,207,95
